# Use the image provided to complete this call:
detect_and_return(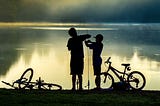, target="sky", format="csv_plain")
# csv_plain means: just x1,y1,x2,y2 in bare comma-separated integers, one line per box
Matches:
0,0,160,23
